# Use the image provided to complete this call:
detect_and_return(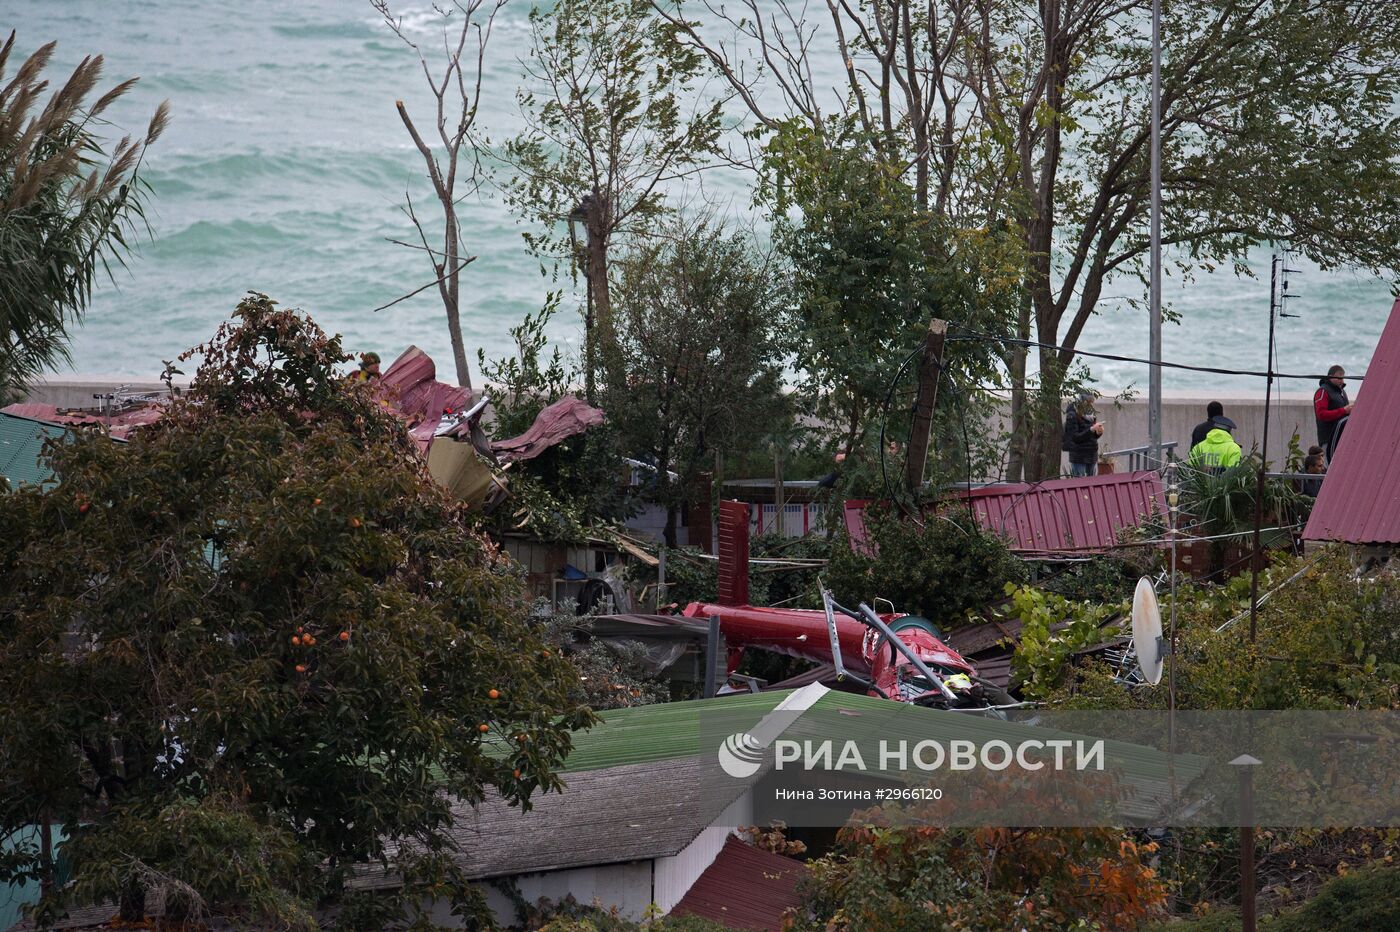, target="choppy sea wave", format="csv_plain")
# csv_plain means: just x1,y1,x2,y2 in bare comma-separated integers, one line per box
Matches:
11,0,1395,392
